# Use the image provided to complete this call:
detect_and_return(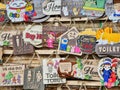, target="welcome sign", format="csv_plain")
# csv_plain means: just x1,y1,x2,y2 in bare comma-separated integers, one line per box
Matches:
95,43,120,57
43,58,66,84
0,64,25,86
42,0,61,15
